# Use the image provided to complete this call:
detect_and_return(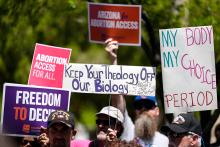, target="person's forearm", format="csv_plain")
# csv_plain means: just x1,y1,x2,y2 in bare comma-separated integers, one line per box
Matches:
105,38,126,114
111,94,126,114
